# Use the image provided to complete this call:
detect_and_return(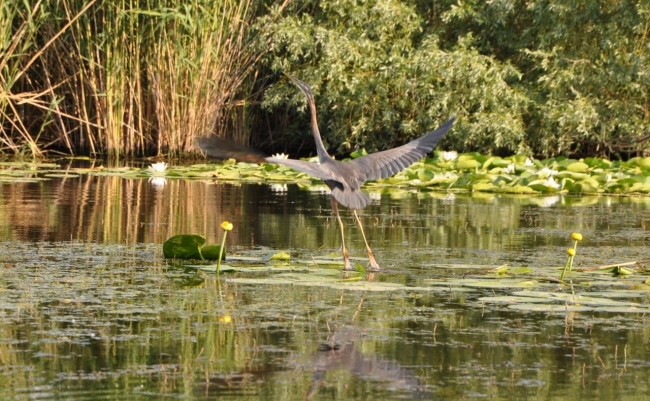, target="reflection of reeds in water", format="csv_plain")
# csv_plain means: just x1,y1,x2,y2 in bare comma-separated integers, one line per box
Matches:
3,176,649,256
0,253,433,398
1,235,649,399
0,175,243,244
